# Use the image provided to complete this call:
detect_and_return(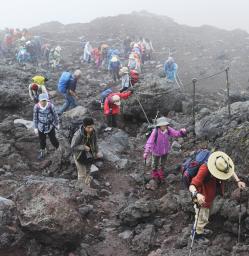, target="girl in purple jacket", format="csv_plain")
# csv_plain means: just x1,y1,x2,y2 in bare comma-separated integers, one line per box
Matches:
144,117,186,183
